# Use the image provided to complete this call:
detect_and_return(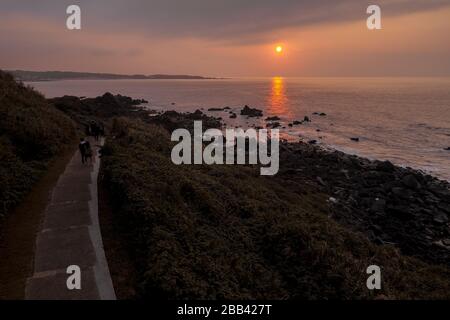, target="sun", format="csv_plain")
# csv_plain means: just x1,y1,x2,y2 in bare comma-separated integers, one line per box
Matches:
275,45,283,54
